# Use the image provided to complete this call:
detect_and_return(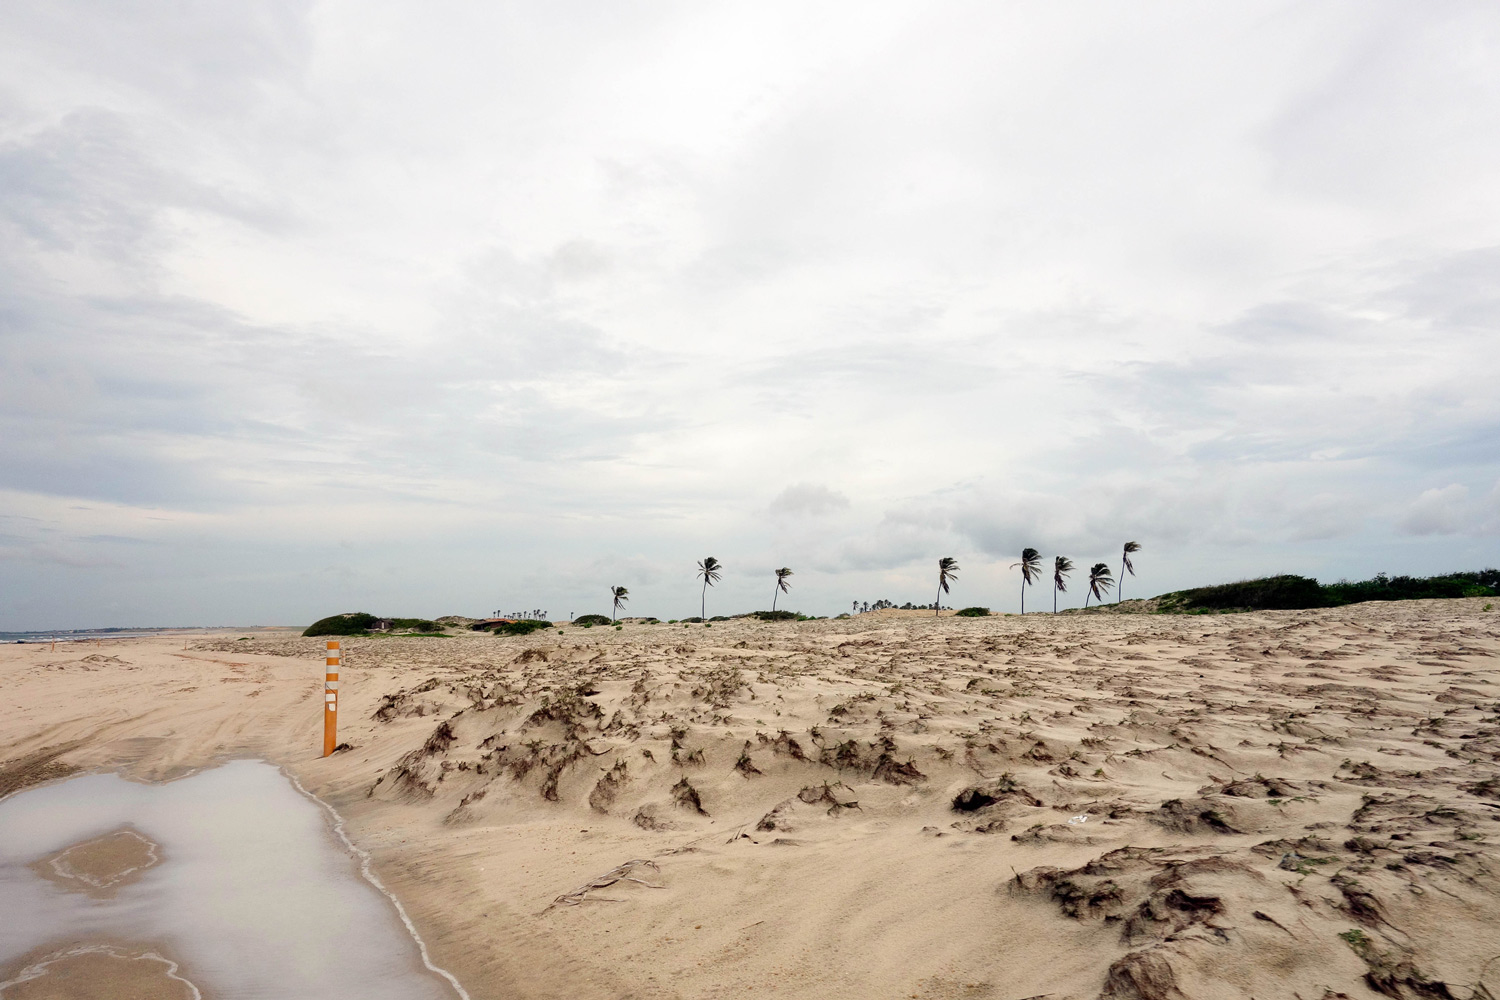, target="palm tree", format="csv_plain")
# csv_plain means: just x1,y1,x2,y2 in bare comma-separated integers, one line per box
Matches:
772,567,793,611
697,557,722,619
935,557,959,616
1118,541,1141,604
610,586,629,624
1052,555,1073,613
1085,562,1113,607
1011,548,1041,613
